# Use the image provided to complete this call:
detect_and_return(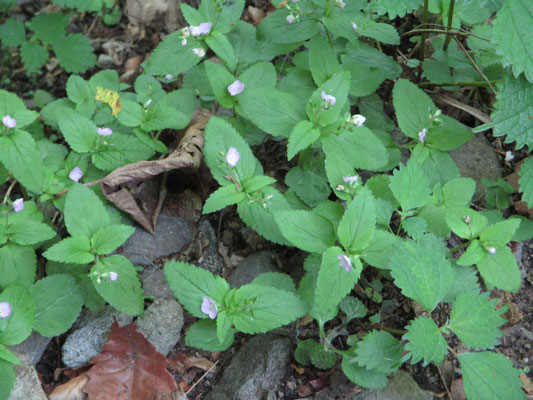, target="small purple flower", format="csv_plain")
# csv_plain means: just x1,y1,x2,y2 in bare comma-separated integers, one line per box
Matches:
351,21,358,32
69,167,83,182
2,115,16,129
321,90,336,109
225,147,241,167
13,198,24,213
106,272,118,281
0,302,11,318
351,114,366,127
201,296,218,319
198,22,212,35
227,80,244,96
97,127,112,136
190,25,201,36
343,175,359,183
193,48,206,58
181,39,187,46
418,128,427,144
286,15,296,24
337,254,353,273
487,247,496,255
